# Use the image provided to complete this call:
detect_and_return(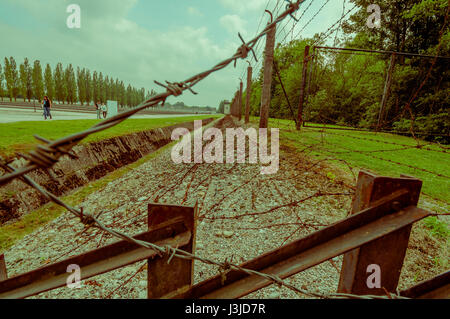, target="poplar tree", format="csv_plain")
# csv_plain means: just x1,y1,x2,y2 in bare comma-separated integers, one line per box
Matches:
19,58,33,102
126,84,132,107
85,69,92,105
77,67,86,105
119,81,125,107
44,63,54,101
92,71,99,103
54,62,66,104
99,72,105,103
104,75,110,101
64,64,77,104
4,57,19,101
32,60,44,102
0,63,4,101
